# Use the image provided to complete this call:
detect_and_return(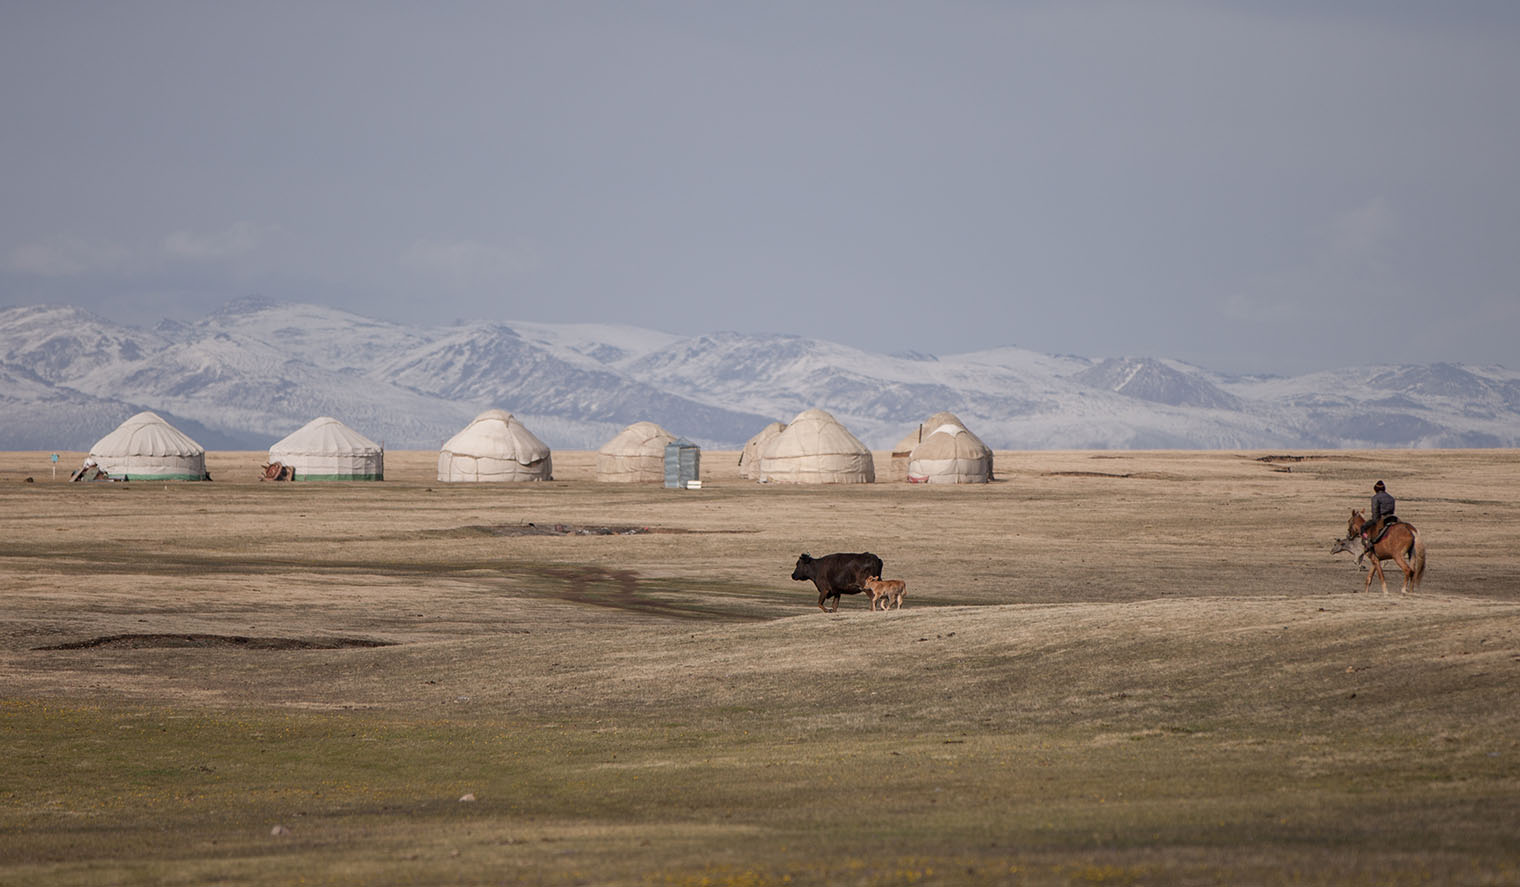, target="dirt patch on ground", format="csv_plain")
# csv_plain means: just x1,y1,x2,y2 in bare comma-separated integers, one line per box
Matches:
448,523,756,537
35,633,396,651
488,523,656,537
1255,454,1336,472
1040,470,1181,479
483,522,750,537
1254,453,1355,463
